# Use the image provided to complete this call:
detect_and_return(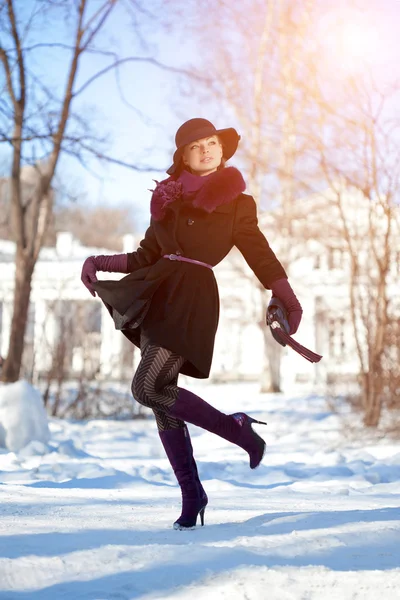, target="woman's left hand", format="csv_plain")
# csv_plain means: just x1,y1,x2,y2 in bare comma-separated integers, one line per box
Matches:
287,309,302,335
270,278,303,335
